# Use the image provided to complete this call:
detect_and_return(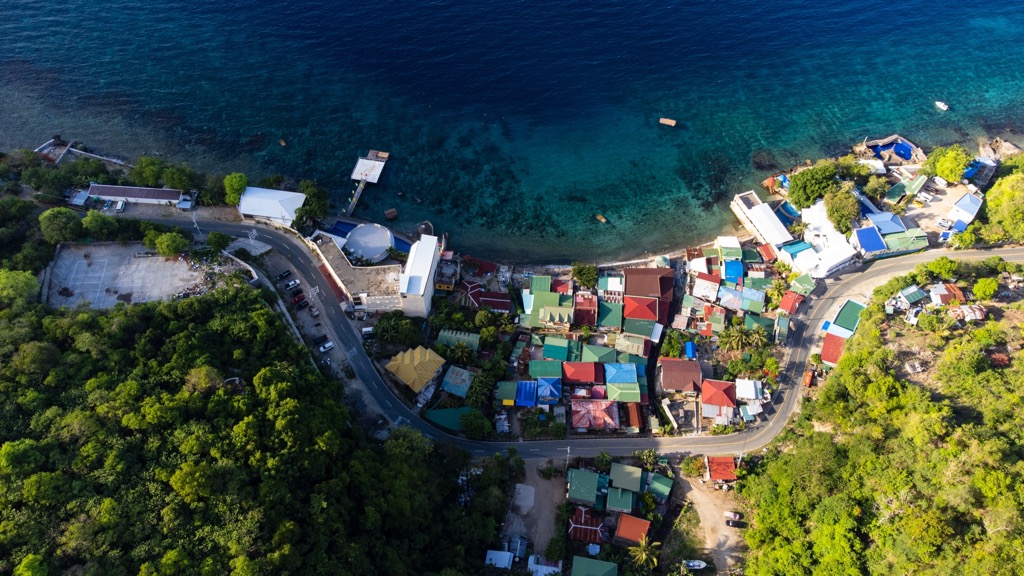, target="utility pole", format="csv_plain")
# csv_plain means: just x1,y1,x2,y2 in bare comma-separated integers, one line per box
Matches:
191,211,204,242
565,446,571,474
